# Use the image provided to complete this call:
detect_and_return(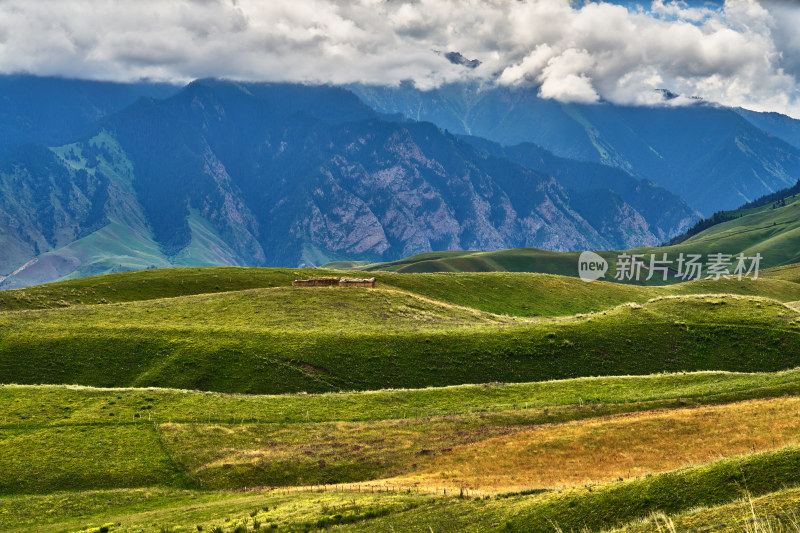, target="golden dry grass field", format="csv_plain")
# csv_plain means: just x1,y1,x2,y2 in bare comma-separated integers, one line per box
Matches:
385,397,800,494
